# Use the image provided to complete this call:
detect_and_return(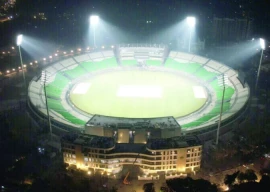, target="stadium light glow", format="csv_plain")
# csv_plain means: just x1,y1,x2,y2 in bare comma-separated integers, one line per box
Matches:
260,38,265,50
256,38,266,92
90,15,99,47
90,15,99,25
16,34,27,95
16,34,23,46
186,17,196,52
187,17,196,27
